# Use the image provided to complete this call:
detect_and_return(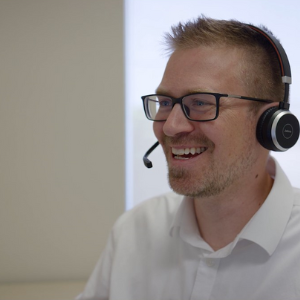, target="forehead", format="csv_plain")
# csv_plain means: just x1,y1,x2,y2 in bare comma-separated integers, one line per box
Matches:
157,46,247,97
